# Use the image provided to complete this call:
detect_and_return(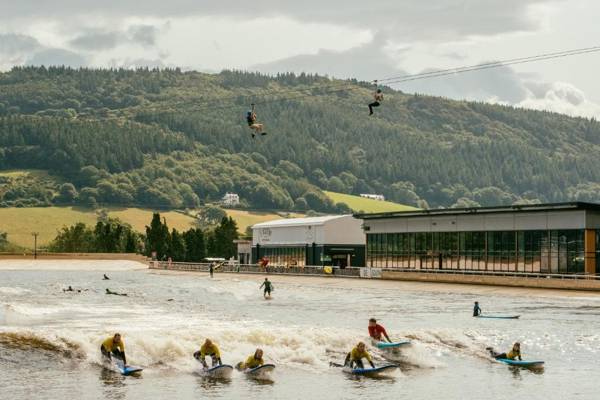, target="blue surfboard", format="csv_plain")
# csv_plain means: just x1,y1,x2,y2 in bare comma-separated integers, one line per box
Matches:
477,315,520,319
247,364,276,374
346,364,398,376
497,358,544,367
113,359,143,375
375,340,411,349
